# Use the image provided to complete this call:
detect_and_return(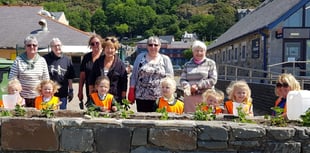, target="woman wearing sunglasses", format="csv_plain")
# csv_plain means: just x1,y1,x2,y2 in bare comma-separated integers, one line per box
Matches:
274,73,300,117
88,36,128,105
128,36,174,112
9,35,50,107
78,34,104,108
